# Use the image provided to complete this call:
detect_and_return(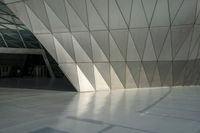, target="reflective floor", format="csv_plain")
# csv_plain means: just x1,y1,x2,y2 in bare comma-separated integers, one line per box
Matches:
0,86,200,133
